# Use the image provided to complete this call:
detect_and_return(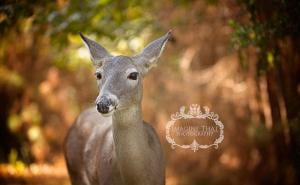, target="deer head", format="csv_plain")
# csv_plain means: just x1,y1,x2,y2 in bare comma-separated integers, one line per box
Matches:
80,32,171,116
